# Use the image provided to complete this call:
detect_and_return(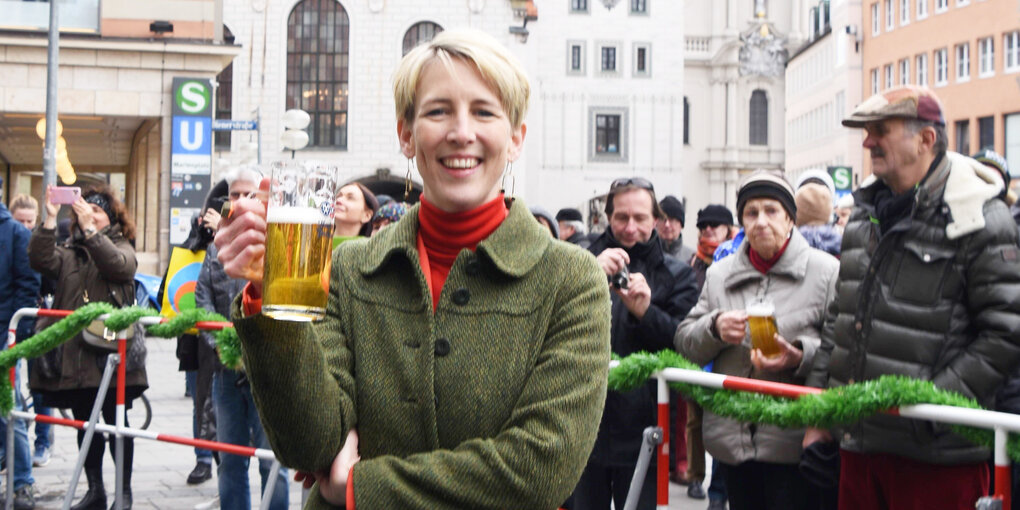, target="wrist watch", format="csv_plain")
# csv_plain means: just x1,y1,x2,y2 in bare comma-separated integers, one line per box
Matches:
84,226,97,237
